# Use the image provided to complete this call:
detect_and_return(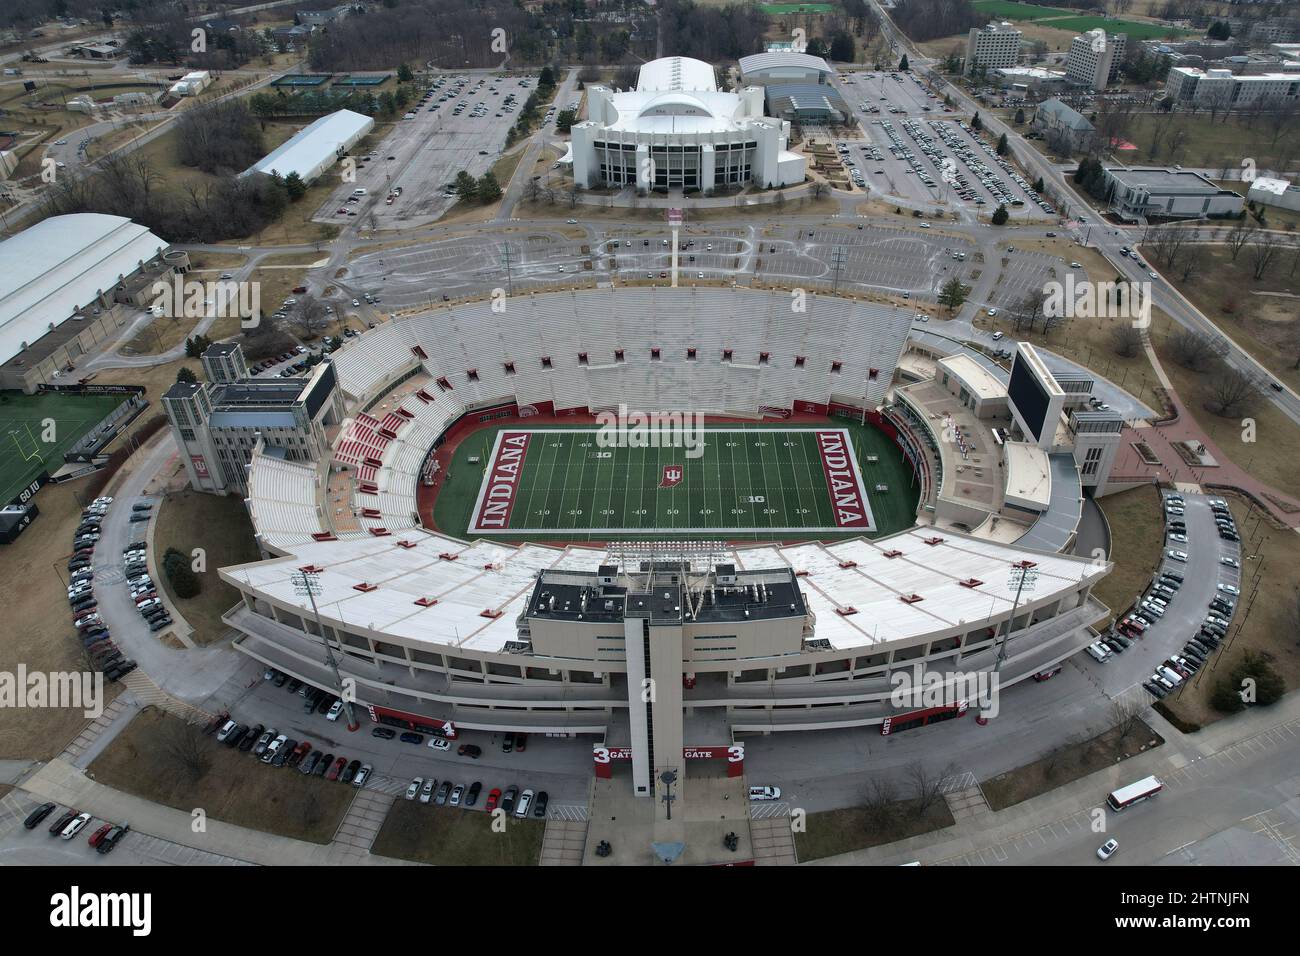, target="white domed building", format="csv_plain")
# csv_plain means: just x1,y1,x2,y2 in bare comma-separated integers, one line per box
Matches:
569,56,806,193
